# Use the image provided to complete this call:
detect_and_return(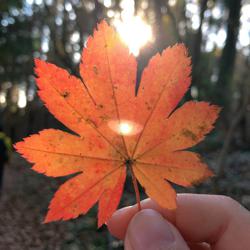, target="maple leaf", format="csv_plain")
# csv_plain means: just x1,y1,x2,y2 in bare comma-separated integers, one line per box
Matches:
15,20,220,227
